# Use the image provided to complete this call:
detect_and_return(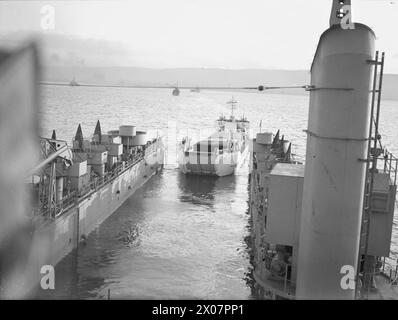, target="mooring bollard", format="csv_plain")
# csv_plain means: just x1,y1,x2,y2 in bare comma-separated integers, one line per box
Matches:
107,288,110,300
